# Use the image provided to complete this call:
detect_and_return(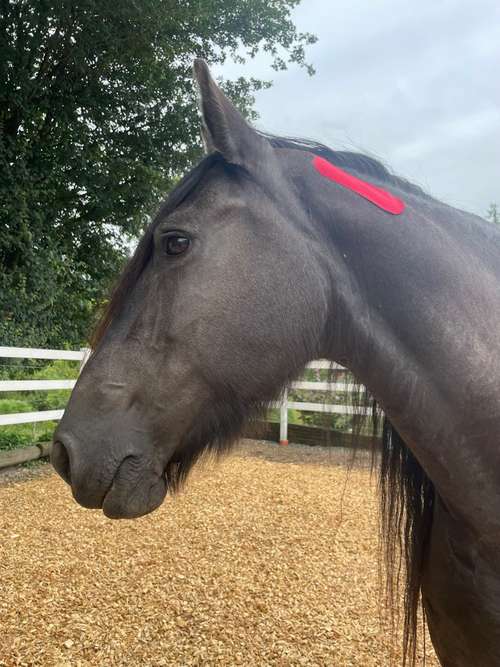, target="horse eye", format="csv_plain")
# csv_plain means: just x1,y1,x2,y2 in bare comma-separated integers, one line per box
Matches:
162,232,191,256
